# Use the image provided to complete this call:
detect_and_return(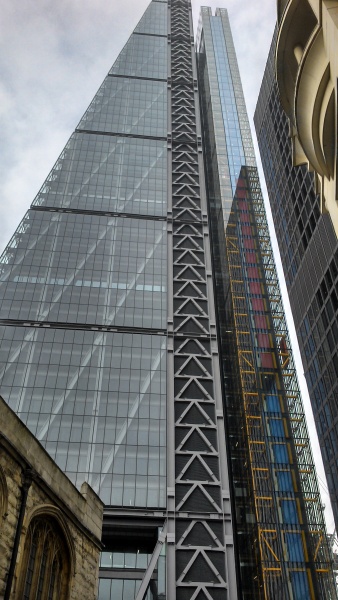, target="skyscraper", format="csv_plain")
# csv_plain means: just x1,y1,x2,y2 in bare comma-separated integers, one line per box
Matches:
0,1,237,598
275,0,338,236
255,29,338,534
0,1,335,599
197,8,335,598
